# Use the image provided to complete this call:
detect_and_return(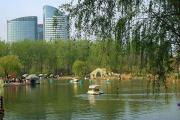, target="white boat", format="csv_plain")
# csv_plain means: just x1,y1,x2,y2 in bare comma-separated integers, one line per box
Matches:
84,76,89,80
87,85,103,95
26,74,40,85
70,78,79,83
